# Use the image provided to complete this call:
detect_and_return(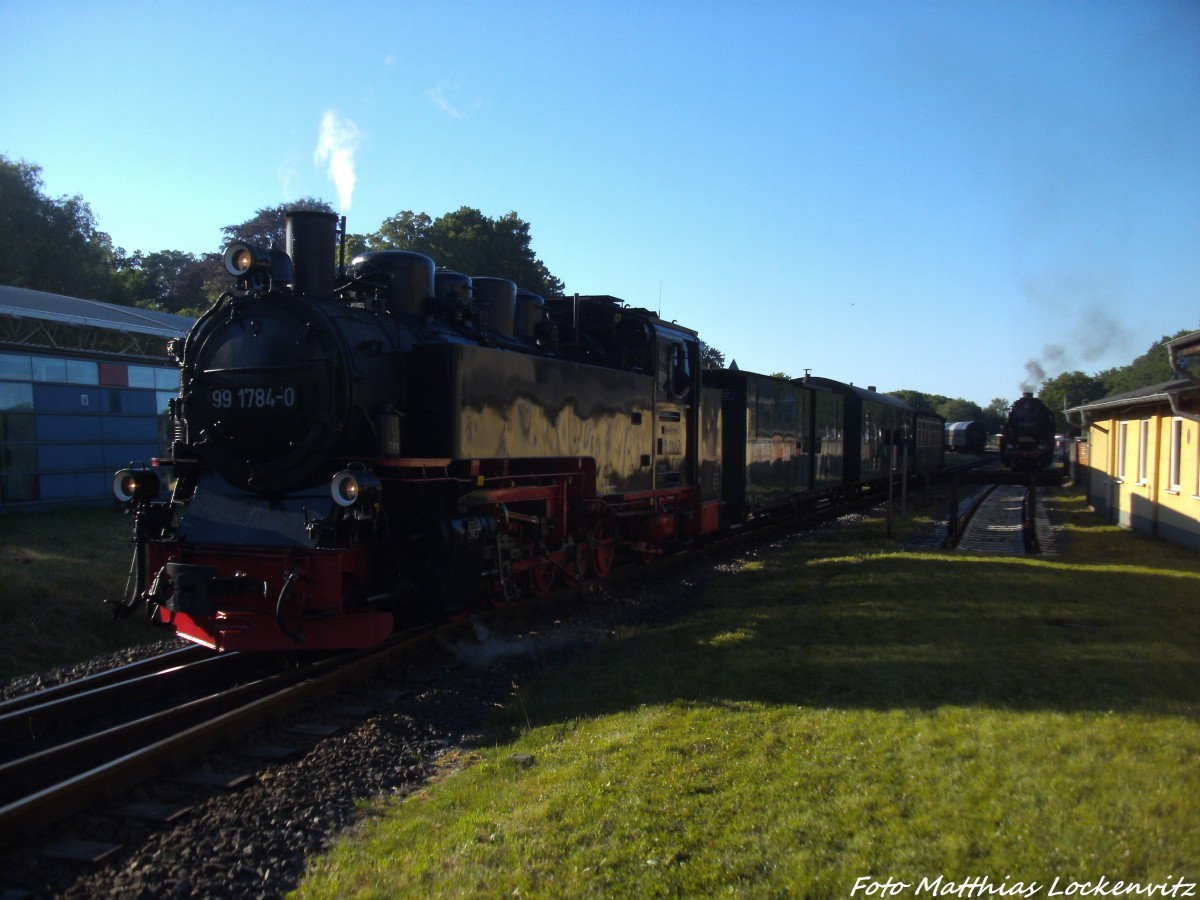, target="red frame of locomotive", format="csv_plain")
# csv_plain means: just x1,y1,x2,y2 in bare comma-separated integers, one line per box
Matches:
143,453,720,652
